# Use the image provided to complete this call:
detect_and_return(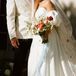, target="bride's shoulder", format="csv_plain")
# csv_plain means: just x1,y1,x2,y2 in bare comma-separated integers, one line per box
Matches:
39,0,55,11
